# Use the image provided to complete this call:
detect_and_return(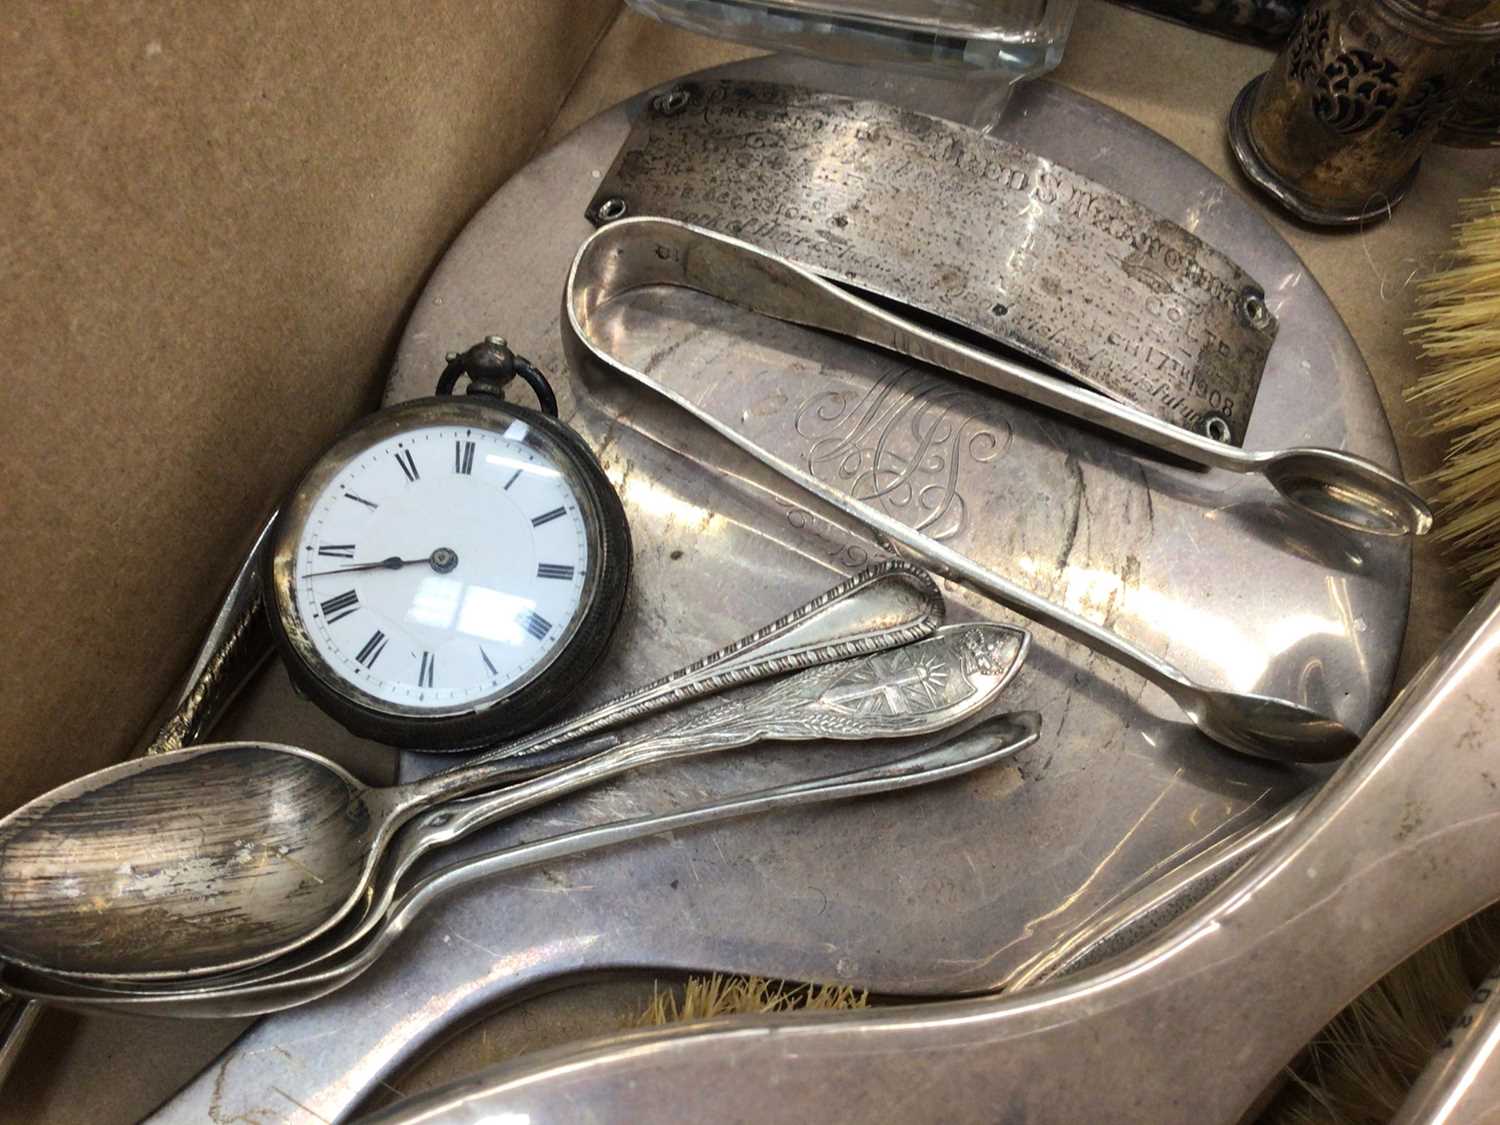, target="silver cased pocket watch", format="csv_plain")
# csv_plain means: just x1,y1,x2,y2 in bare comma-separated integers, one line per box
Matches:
264,339,631,750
